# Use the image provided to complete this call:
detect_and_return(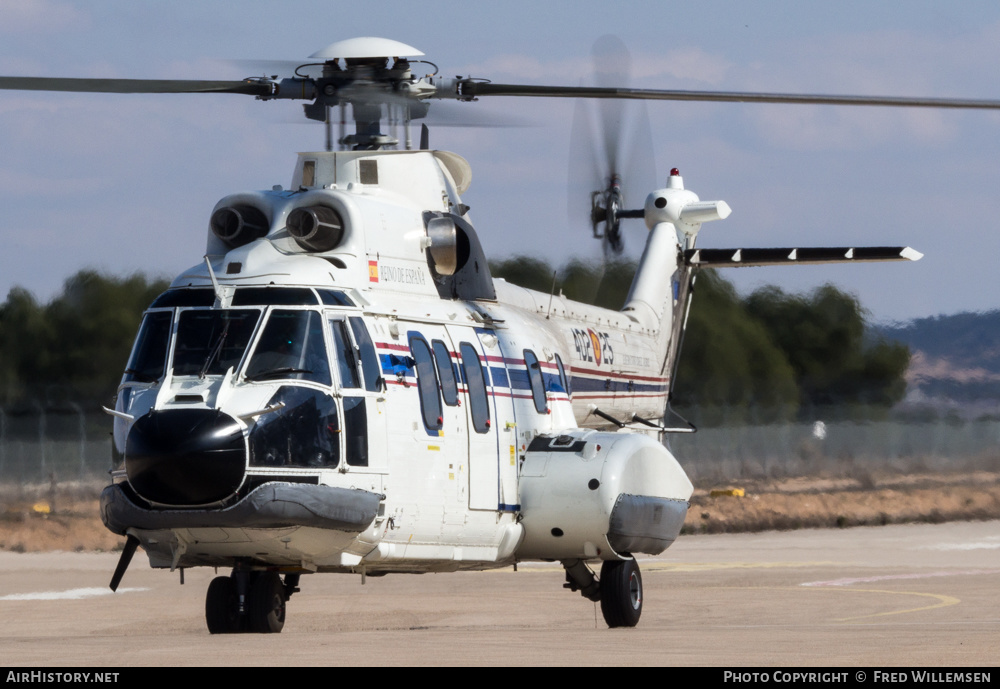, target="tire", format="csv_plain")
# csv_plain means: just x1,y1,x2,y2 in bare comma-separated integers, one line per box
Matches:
599,559,642,628
248,571,286,633
205,576,241,634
